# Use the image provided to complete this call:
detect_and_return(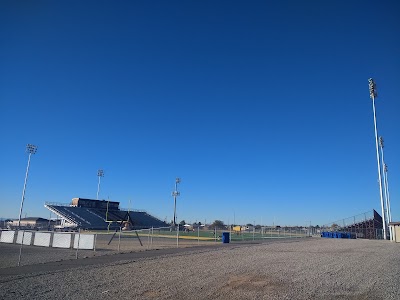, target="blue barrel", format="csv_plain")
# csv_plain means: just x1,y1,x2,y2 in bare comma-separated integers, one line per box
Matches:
222,232,230,243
